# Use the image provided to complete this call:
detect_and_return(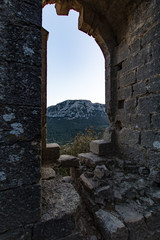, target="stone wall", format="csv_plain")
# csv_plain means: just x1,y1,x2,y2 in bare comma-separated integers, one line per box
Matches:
113,0,160,172
0,0,42,238
0,0,160,239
